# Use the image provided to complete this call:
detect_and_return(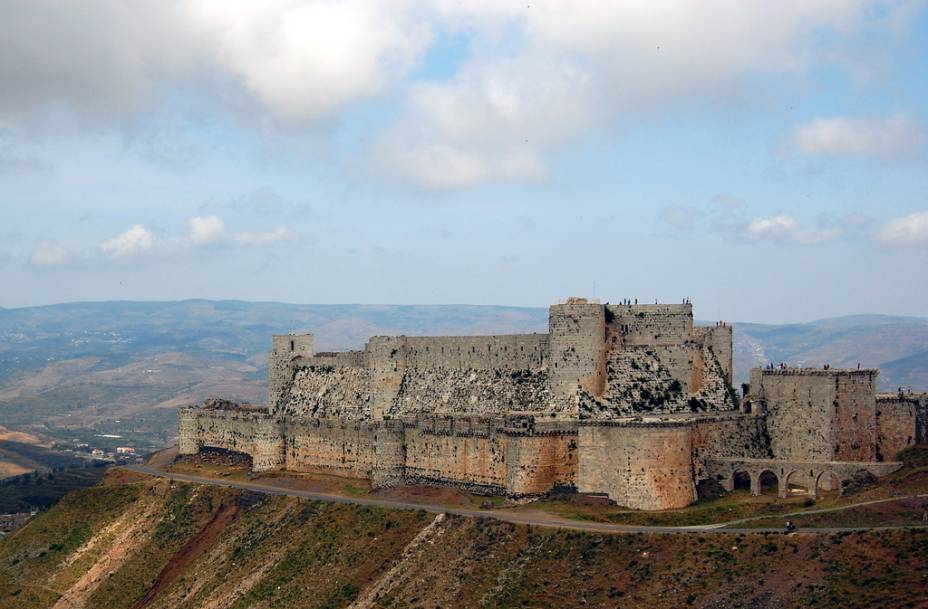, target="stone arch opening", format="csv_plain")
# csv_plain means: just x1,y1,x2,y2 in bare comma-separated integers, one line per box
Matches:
784,470,810,496
816,471,841,497
758,470,779,496
732,470,751,491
